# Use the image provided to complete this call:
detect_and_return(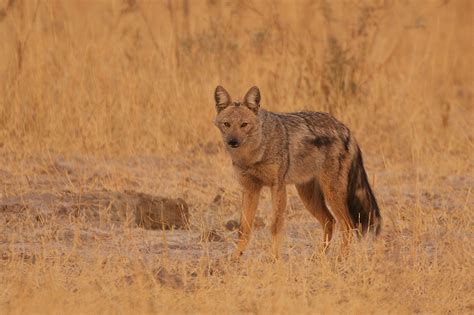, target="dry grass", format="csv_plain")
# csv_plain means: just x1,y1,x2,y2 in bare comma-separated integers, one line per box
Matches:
0,0,473,314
